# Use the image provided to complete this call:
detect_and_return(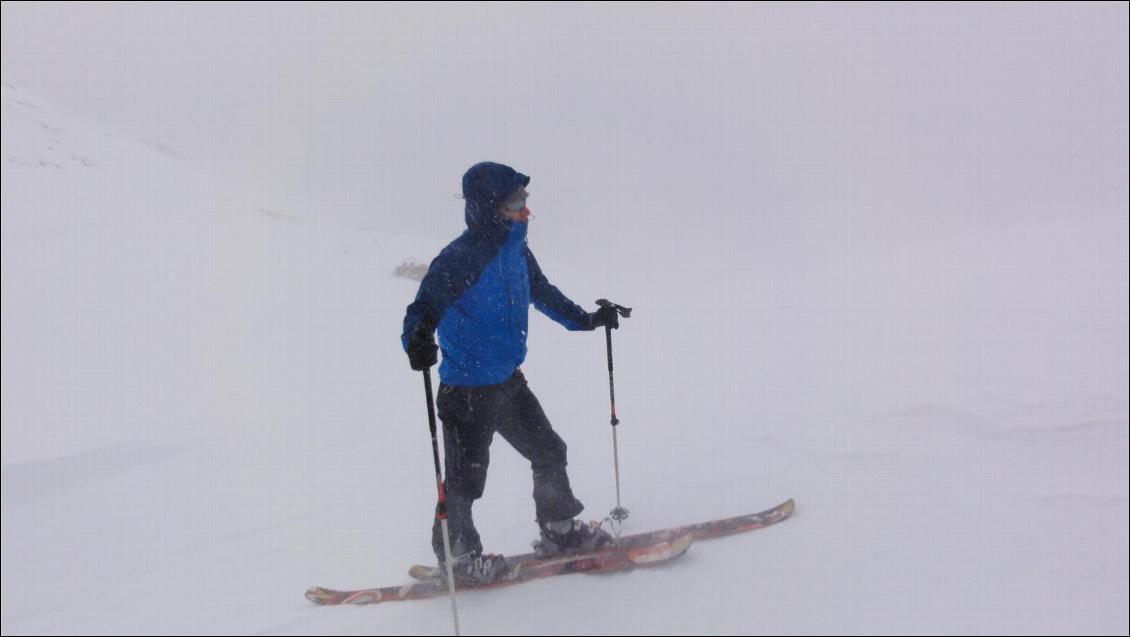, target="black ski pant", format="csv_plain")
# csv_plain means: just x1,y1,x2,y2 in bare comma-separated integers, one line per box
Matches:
432,369,584,563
